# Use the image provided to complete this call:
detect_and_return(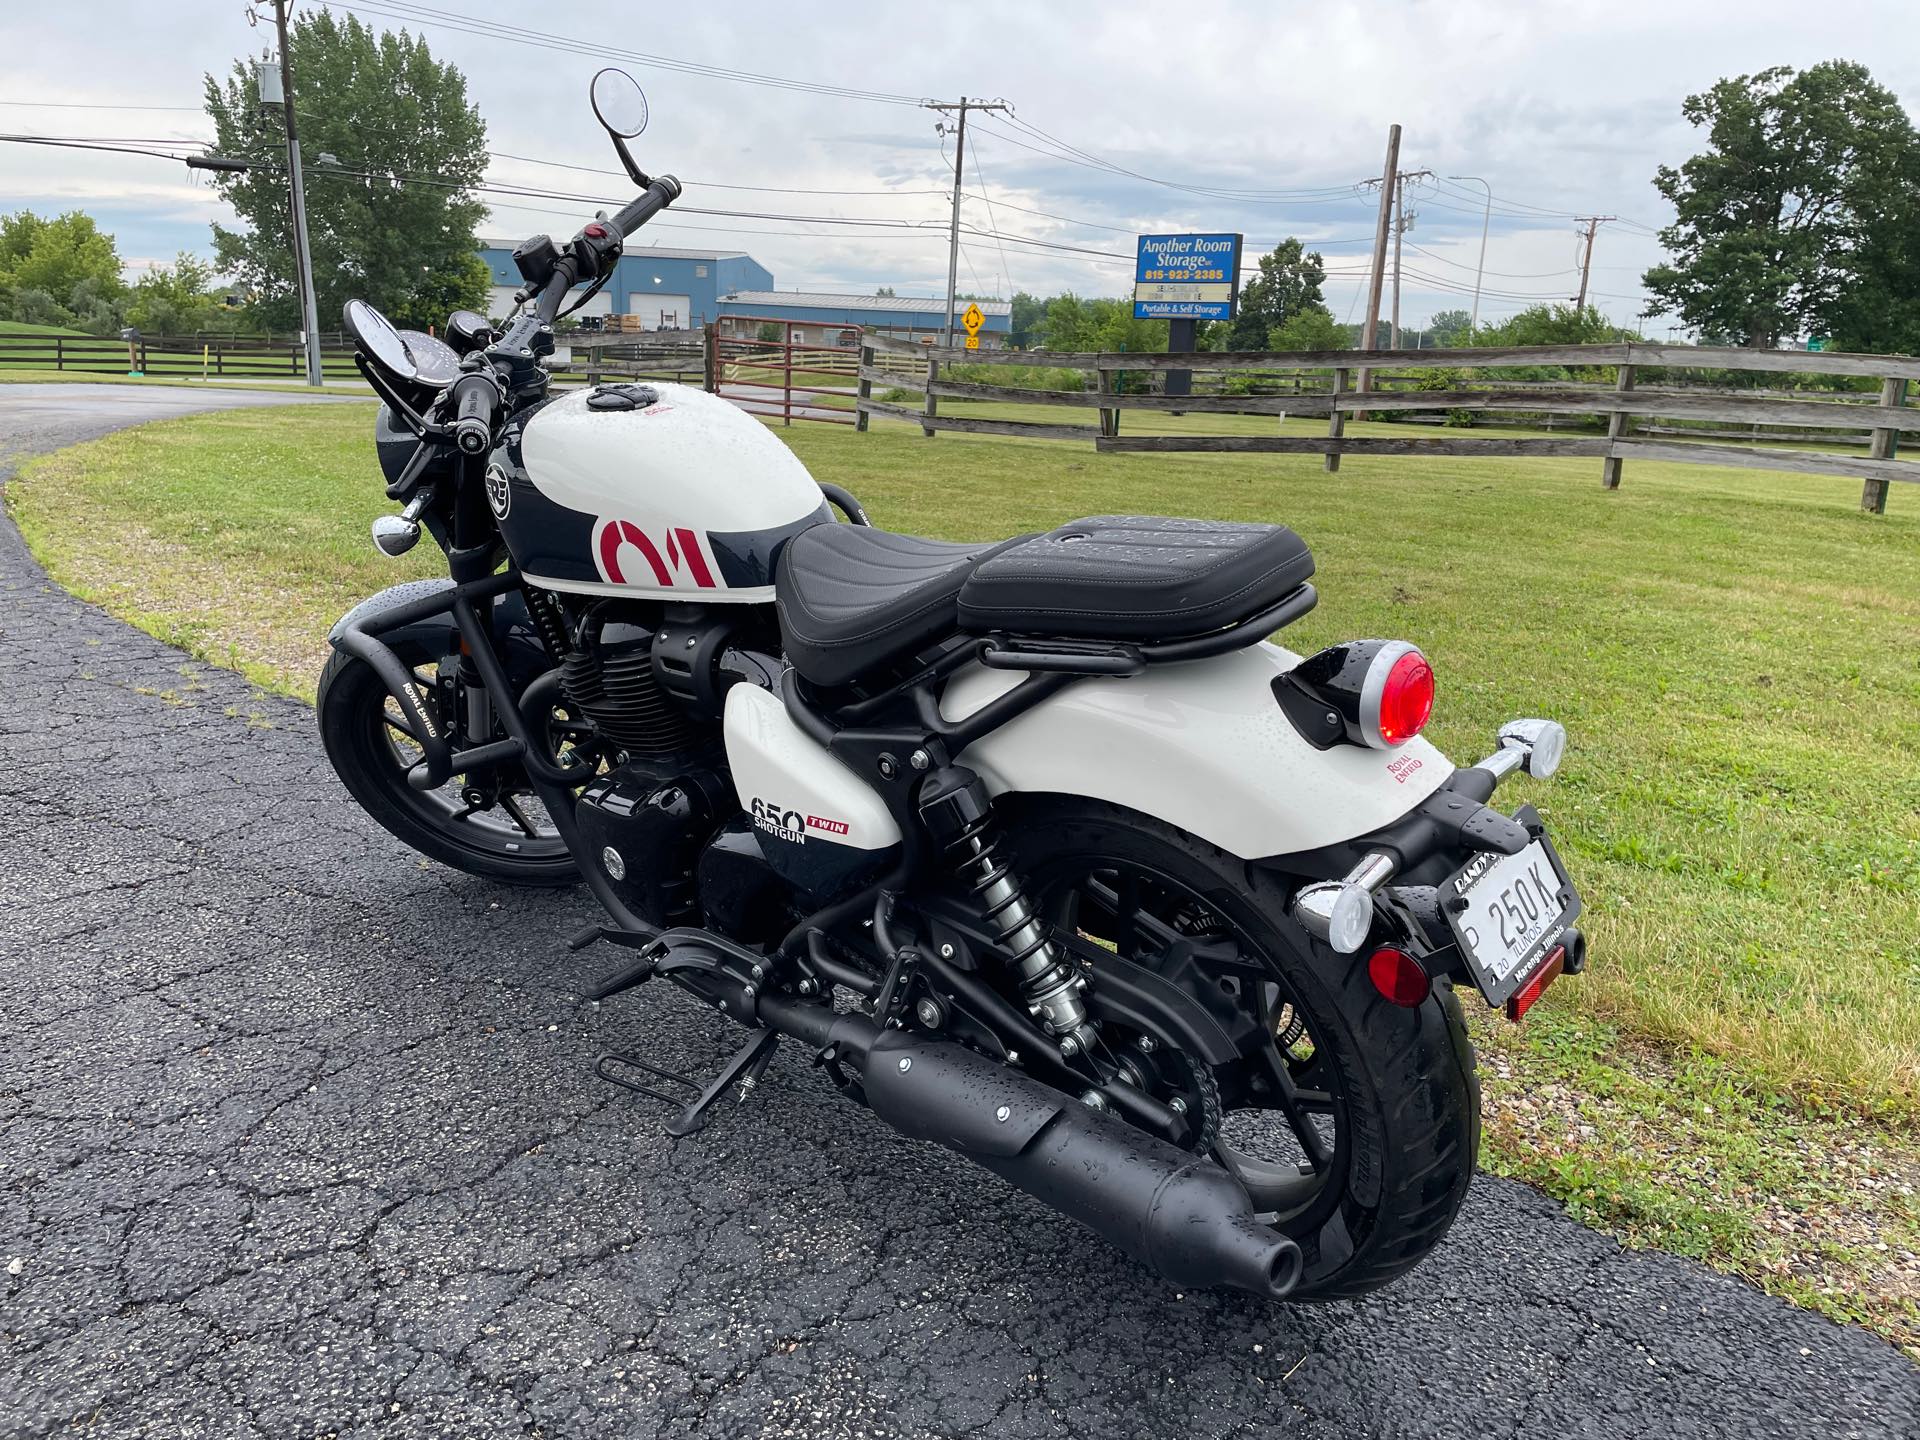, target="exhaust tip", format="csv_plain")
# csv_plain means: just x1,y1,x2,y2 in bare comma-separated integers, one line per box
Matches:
1264,1239,1304,1299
